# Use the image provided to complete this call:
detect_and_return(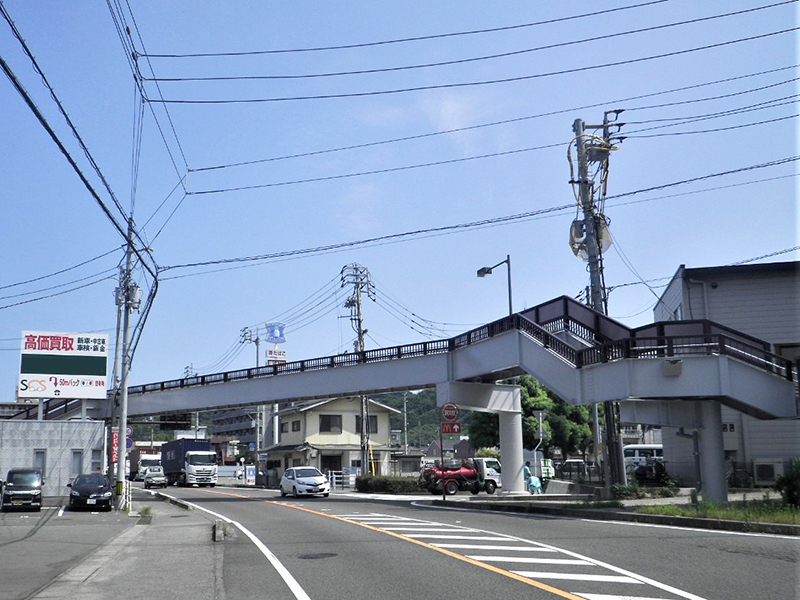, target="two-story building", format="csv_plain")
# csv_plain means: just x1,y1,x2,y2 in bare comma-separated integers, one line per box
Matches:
653,261,799,486
265,396,400,478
